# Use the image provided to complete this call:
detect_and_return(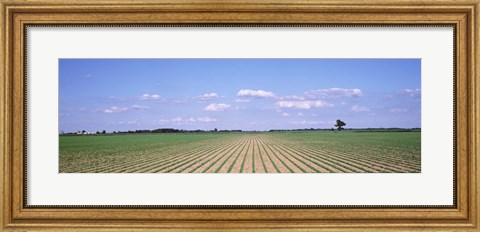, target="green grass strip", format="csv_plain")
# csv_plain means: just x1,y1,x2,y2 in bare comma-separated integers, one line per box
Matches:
270,140,348,173
136,138,234,173
252,144,255,173
284,144,373,173
120,143,221,173
299,146,379,173
258,139,280,173
189,139,244,173
159,139,237,173
239,138,252,173
307,144,414,172
256,139,268,173
227,138,249,173
307,143,417,171
275,141,365,173
155,143,224,173
174,144,229,173
263,142,294,173
265,141,306,173
213,138,246,173
262,138,336,173
119,137,238,173
198,140,243,173
269,141,331,173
